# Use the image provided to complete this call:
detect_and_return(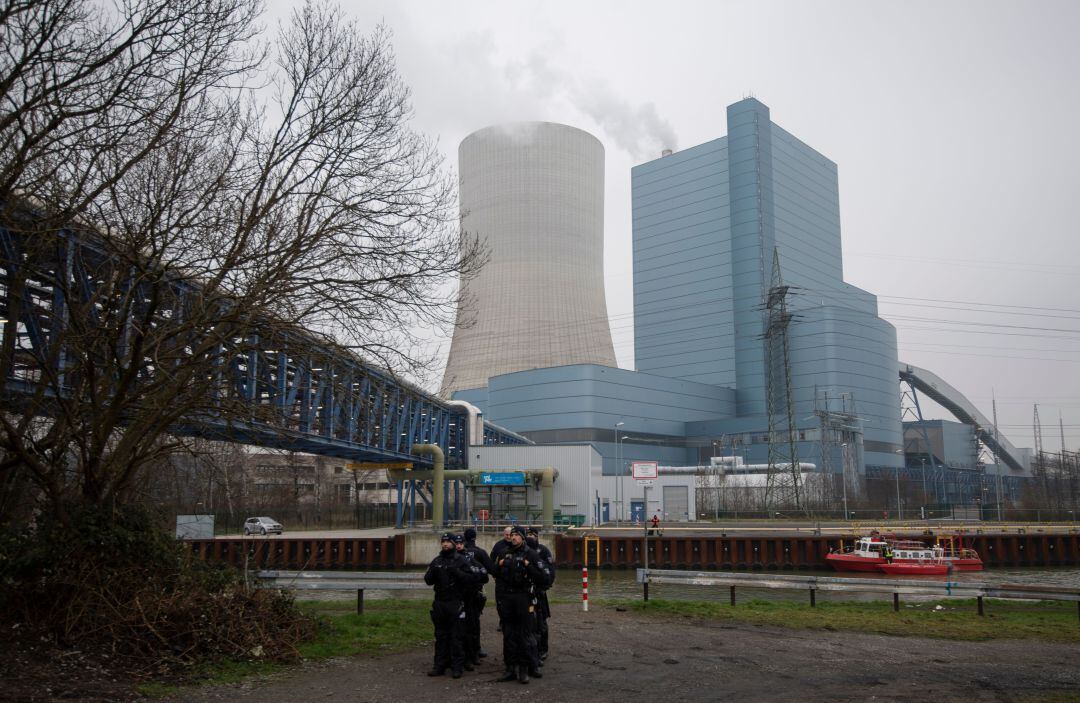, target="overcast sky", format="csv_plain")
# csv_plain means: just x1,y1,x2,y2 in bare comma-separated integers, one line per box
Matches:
269,0,1080,452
